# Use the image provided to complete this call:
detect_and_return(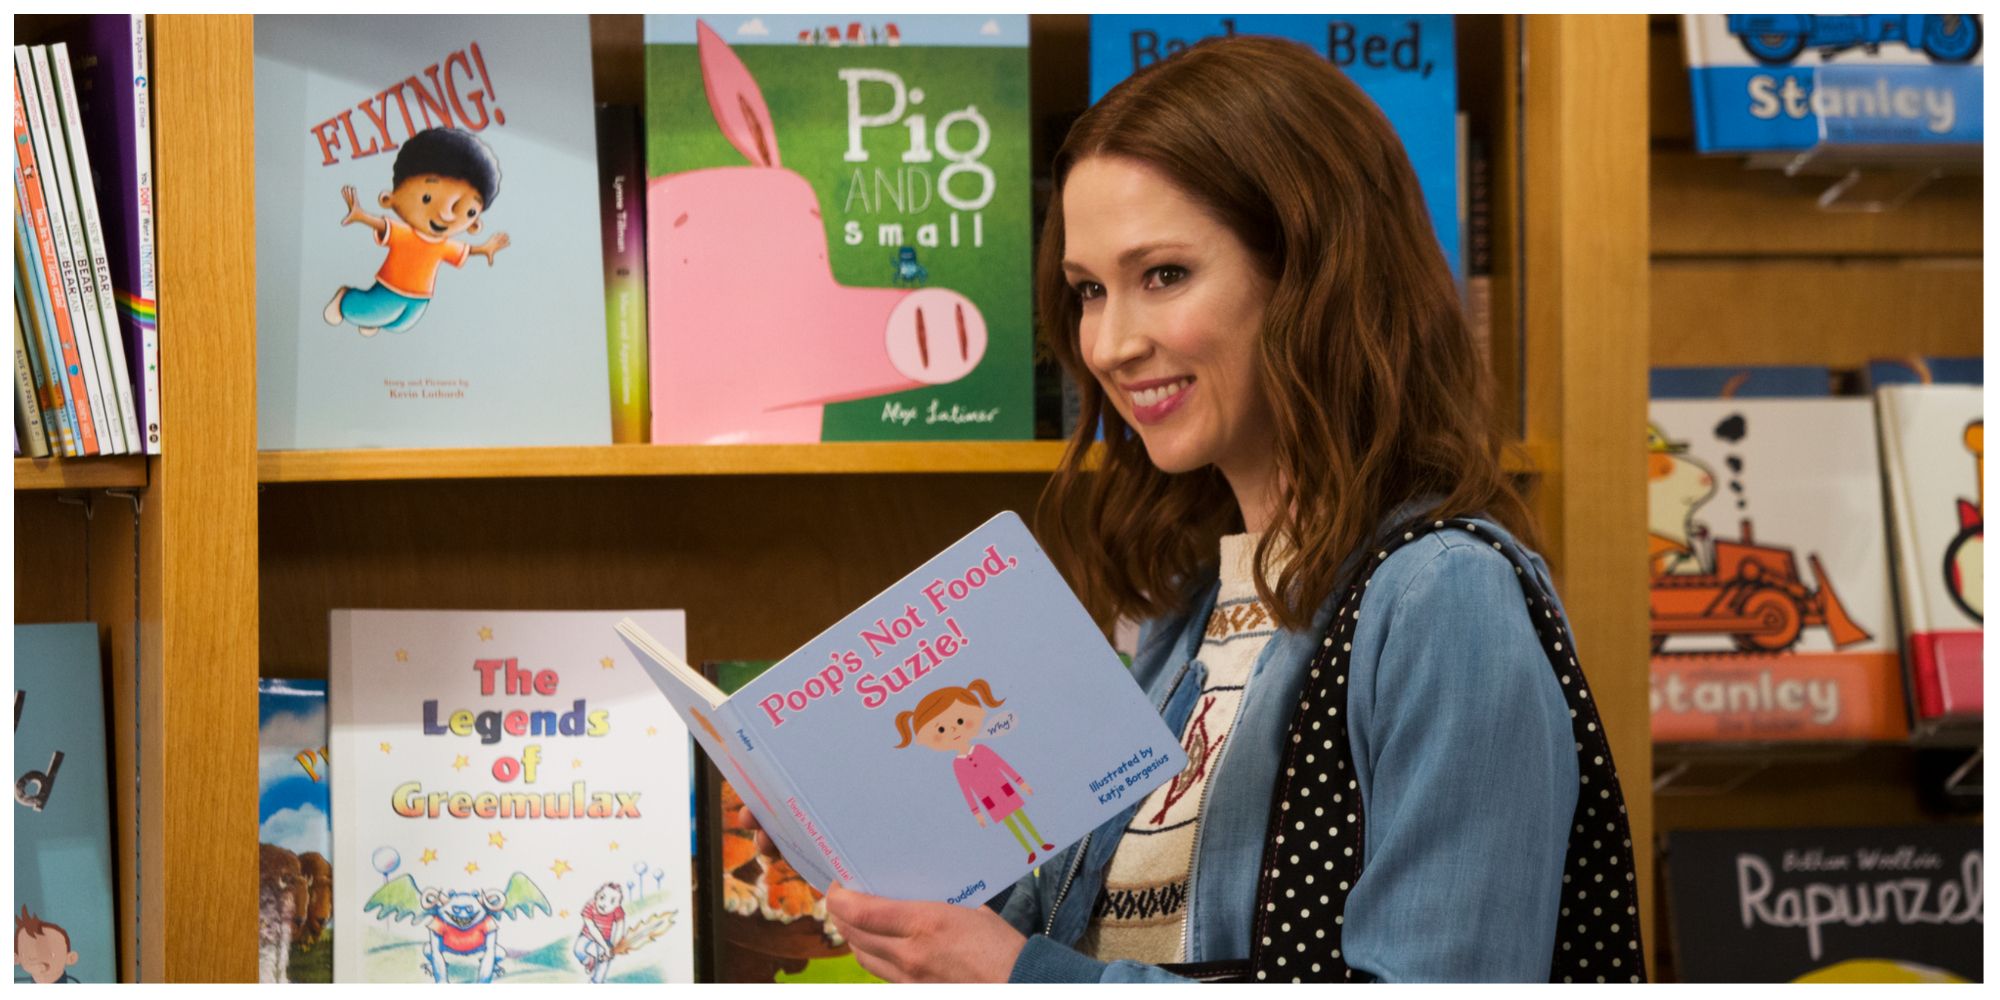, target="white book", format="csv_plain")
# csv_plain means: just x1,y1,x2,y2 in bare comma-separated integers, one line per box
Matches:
29,44,130,454
16,45,110,455
128,14,160,454
18,45,117,454
50,43,142,454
